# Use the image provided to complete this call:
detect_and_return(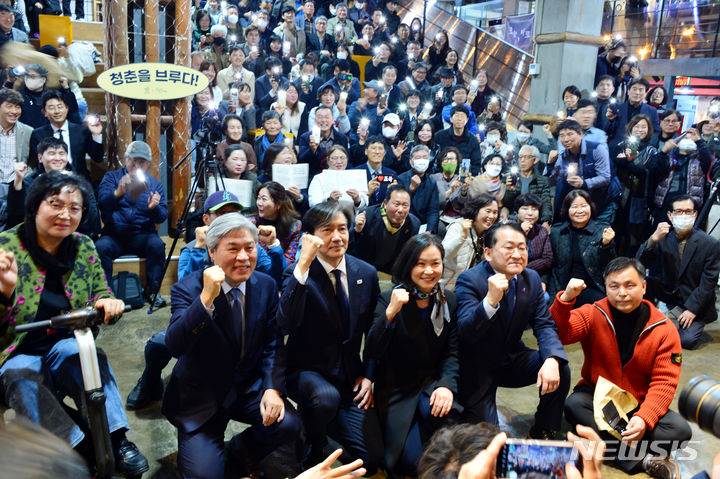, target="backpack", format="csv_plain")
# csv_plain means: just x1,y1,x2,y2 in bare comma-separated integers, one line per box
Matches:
111,271,145,309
